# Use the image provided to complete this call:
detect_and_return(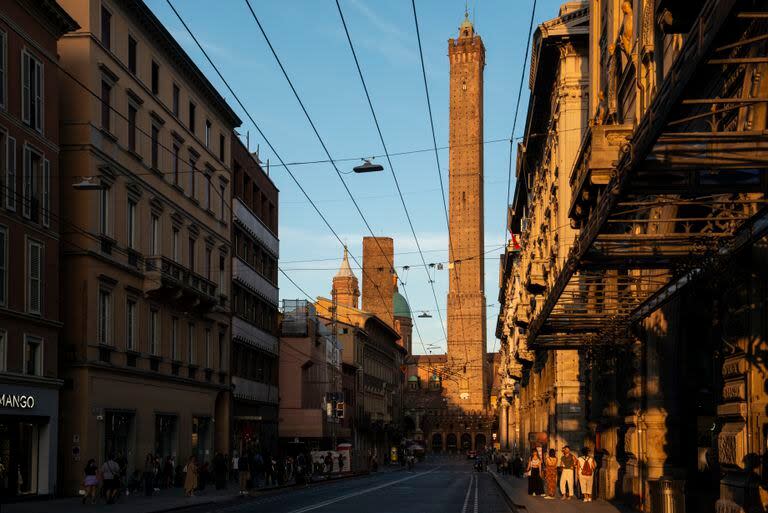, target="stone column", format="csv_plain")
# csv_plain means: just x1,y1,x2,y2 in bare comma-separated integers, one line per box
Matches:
499,396,510,451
